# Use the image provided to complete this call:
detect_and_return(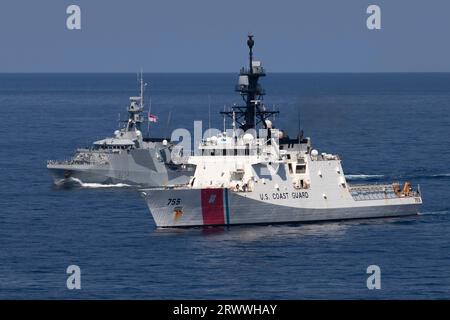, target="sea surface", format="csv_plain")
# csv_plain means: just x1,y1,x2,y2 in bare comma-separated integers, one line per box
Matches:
0,73,449,299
